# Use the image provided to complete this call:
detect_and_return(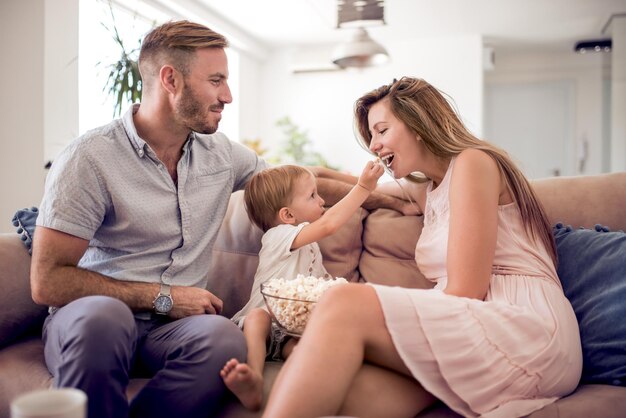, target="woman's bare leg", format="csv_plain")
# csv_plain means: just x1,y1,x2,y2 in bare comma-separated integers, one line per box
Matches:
339,363,436,418
220,308,270,410
262,284,436,418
